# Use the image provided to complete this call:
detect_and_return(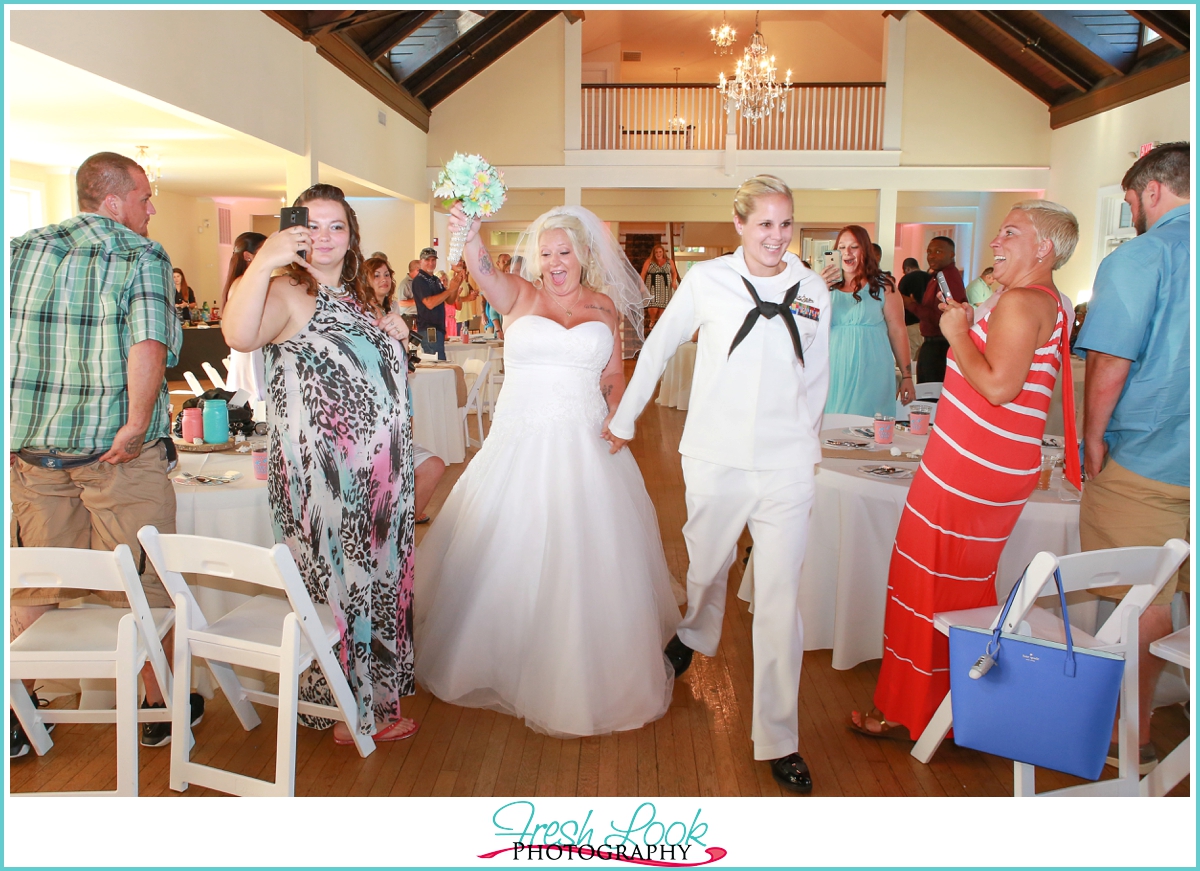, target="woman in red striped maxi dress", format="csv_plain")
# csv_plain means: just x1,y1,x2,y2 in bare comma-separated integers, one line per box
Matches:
850,201,1082,741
